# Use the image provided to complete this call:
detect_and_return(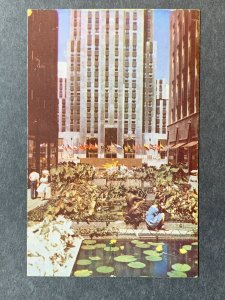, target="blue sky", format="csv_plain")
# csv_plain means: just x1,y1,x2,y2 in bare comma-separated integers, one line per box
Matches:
153,10,171,82
57,9,70,62
58,9,171,81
